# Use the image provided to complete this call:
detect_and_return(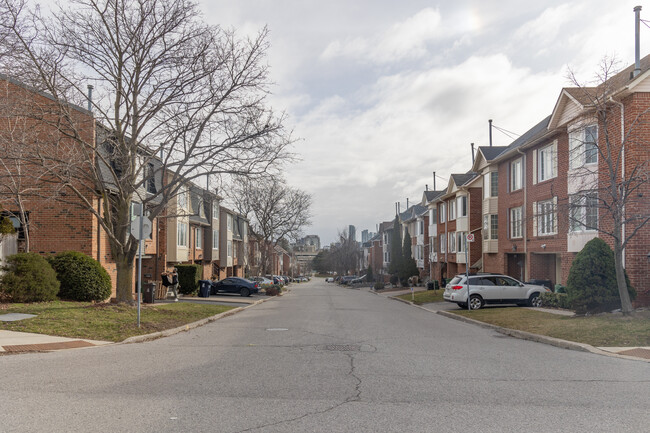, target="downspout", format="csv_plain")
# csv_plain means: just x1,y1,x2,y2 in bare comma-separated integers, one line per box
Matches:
610,97,626,267
517,148,528,281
